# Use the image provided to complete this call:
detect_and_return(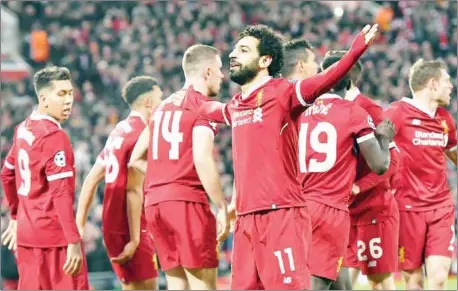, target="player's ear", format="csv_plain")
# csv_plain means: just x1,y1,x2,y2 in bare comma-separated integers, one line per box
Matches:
259,55,272,70
39,94,48,108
